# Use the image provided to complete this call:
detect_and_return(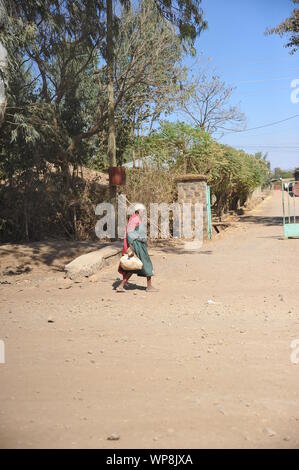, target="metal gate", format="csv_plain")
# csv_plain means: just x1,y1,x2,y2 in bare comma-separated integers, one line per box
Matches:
281,179,299,238
206,185,212,240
